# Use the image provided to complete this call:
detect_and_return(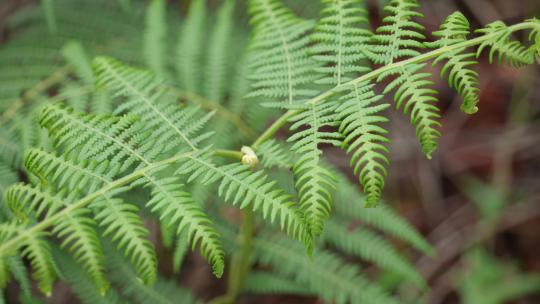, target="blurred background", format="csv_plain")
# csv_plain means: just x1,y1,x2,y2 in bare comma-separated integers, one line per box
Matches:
1,0,540,303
